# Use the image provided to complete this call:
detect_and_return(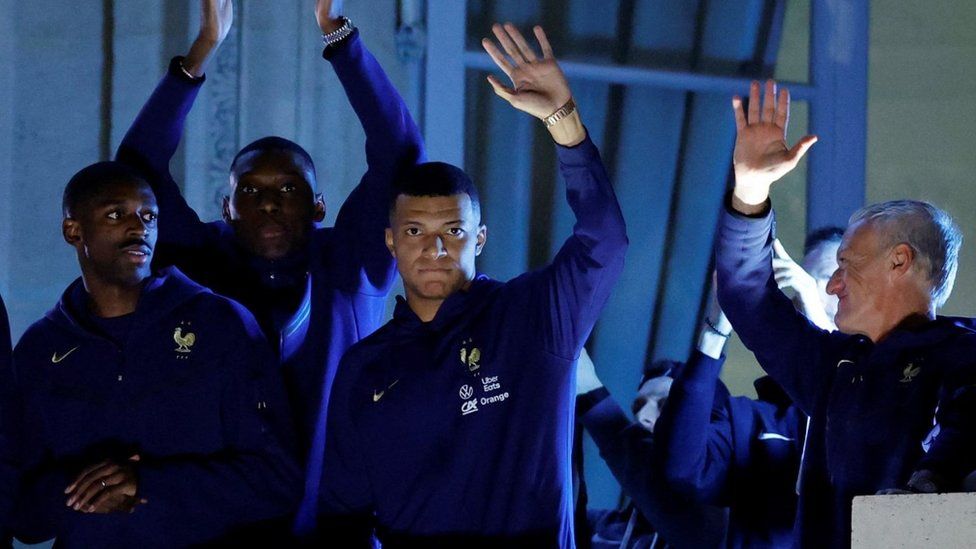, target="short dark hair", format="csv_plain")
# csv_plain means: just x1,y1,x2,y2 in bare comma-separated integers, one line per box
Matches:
230,136,317,186
803,226,845,257
62,161,151,218
389,161,481,220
